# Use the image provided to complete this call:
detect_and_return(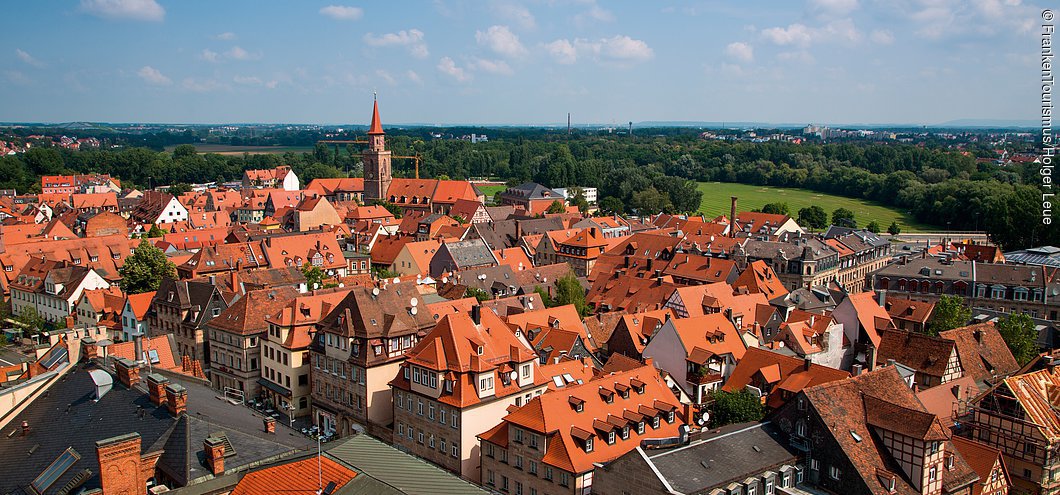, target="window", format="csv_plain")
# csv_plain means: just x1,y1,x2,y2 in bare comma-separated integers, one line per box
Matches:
514,455,523,469
501,476,508,492
440,409,447,425
515,481,522,495
529,460,538,475
440,439,446,453
544,467,553,480
929,466,937,481
652,416,660,429
406,426,413,439
429,435,435,448
528,433,538,449
560,472,569,487
585,436,594,453
452,444,458,457
810,458,819,471
748,485,756,495
930,441,940,453
417,431,424,444
766,479,774,494
637,421,645,434
487,470,494,486
795,420,806,437
829,465,841,480
397,423,404,436
607,431,615,444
